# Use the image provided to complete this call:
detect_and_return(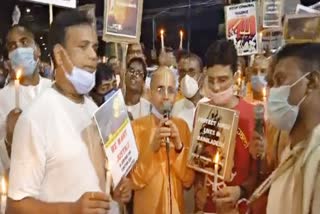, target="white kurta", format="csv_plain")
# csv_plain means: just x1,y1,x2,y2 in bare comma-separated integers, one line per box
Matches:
0,77,52,174
8,88,119,212
126,98,151,120
266,124,320,214
172,98,196,131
